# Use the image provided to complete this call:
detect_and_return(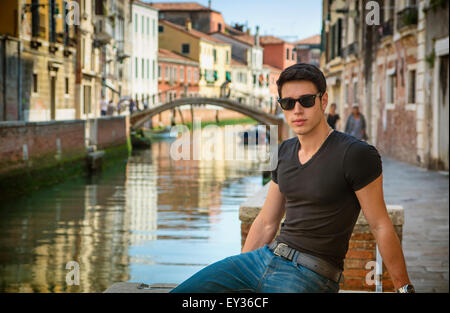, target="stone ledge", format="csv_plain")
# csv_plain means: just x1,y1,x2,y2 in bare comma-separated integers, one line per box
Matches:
104,283,177,293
